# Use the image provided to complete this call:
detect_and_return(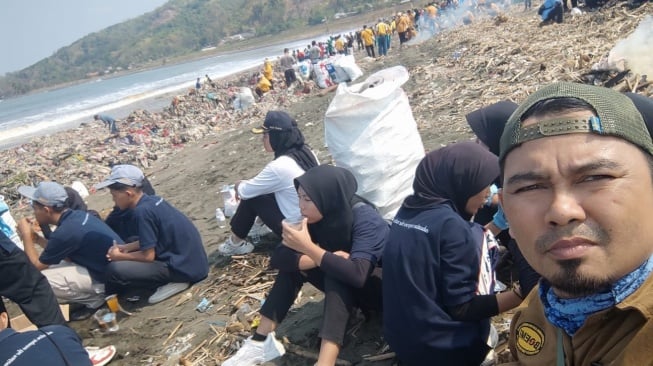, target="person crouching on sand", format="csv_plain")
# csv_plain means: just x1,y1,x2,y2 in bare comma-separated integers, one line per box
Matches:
218,110,319,256
222,165,388,366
